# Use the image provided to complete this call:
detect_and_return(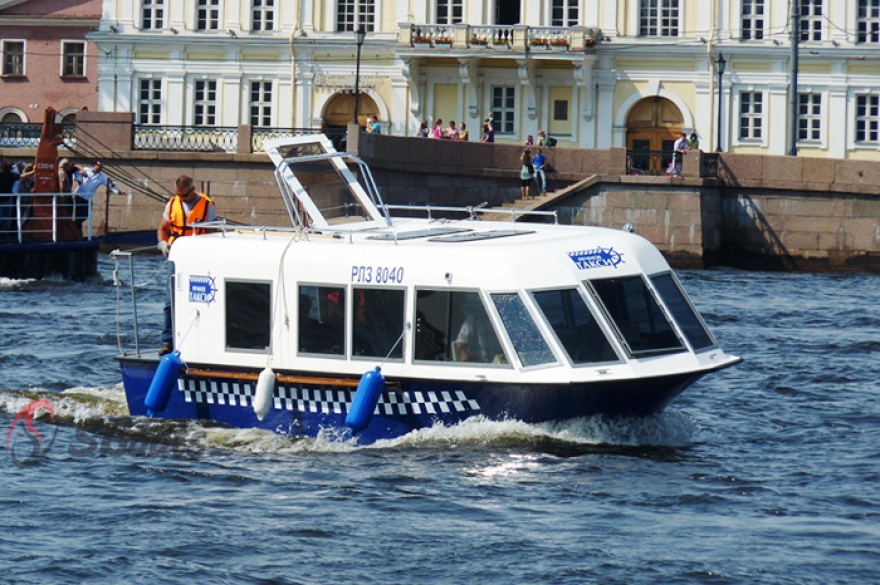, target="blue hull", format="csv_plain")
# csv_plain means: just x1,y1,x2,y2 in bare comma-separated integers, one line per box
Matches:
119,356,705,444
